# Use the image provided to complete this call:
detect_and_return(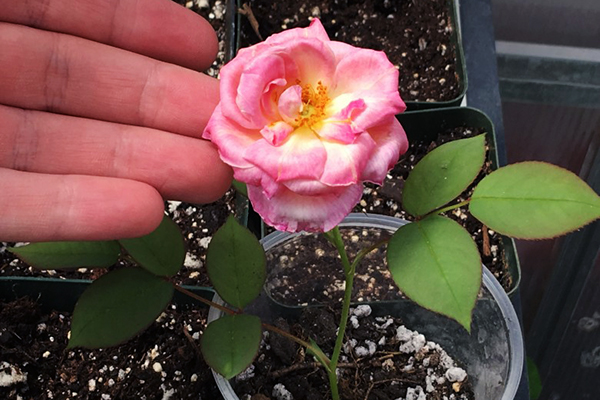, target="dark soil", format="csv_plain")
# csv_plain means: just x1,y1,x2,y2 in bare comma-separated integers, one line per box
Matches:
238,0,461,103
265,127,512,306
174,0,231,77
232,306,473,400
0,297,221,400
266,226,397,305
